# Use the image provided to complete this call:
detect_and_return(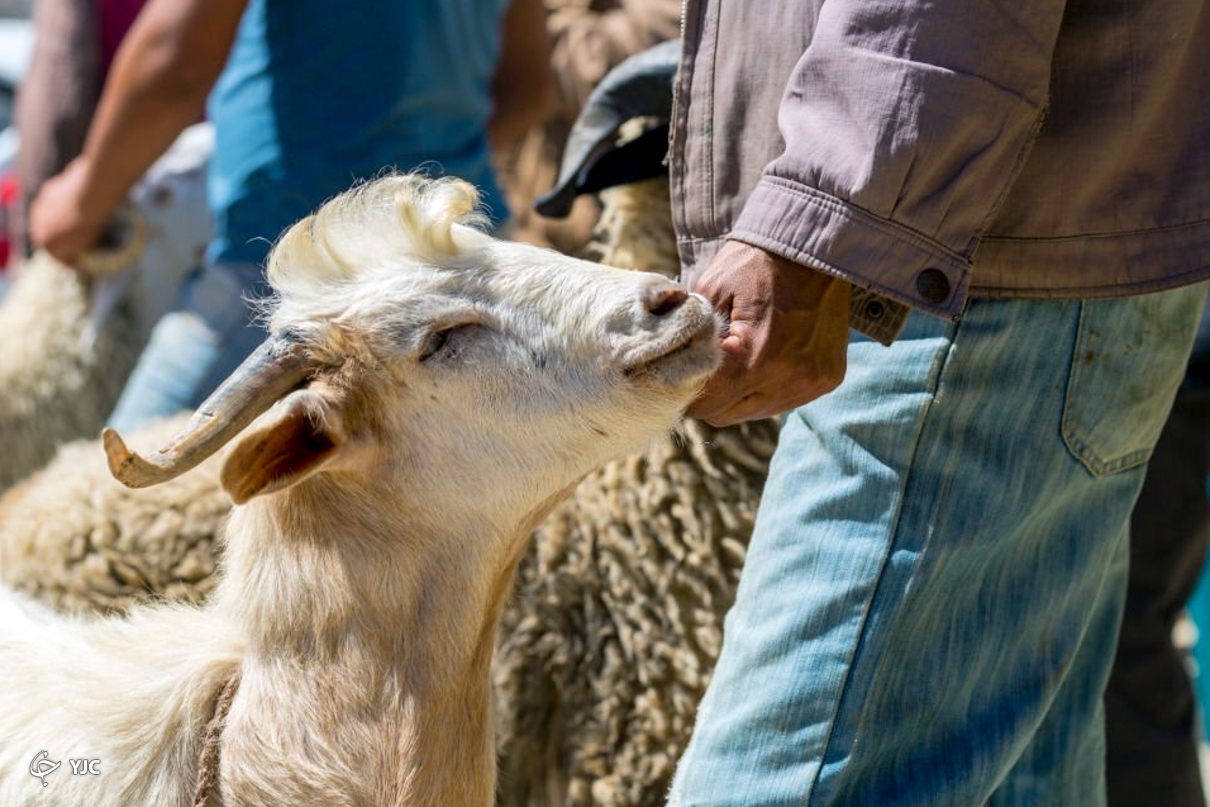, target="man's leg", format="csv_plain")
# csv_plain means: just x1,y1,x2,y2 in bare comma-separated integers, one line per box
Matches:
669,286,1206,807
1104,387,1210,807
